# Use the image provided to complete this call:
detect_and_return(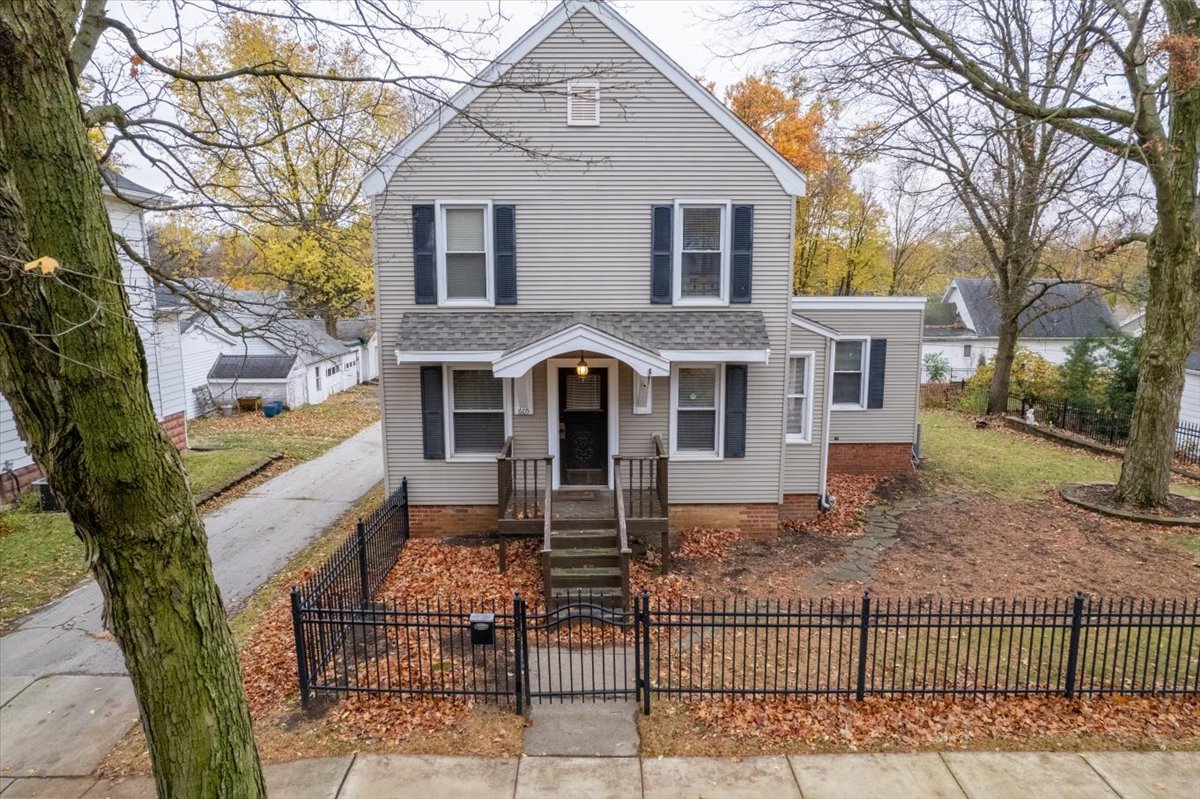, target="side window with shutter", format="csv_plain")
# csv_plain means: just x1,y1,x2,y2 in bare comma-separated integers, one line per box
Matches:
419,365,445,459
412,205,436,304
730,205,753,303
867,339,887,409
493,205,516,304
723,364,747,459
650,205,673,304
